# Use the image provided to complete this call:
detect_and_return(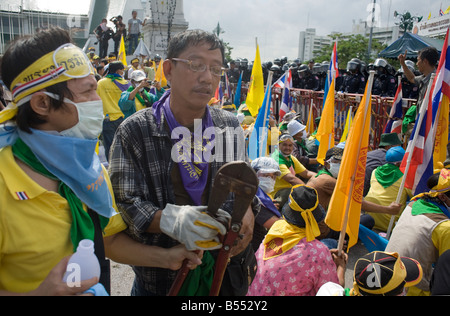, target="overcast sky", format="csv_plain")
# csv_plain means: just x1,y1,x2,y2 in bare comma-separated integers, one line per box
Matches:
27,0,444,61
183,0,442,61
